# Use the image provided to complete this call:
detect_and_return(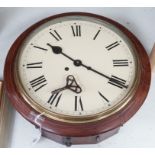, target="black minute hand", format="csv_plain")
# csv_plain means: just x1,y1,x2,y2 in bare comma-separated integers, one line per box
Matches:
47,43,128,89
